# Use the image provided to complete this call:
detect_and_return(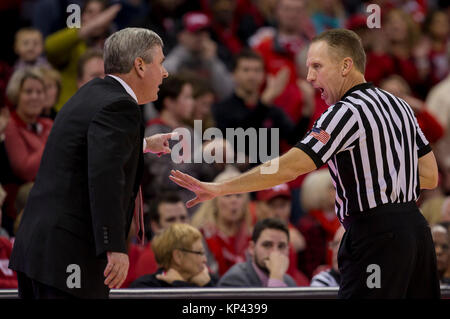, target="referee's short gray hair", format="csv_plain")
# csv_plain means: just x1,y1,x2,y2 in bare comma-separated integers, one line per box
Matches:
103,28,163,74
